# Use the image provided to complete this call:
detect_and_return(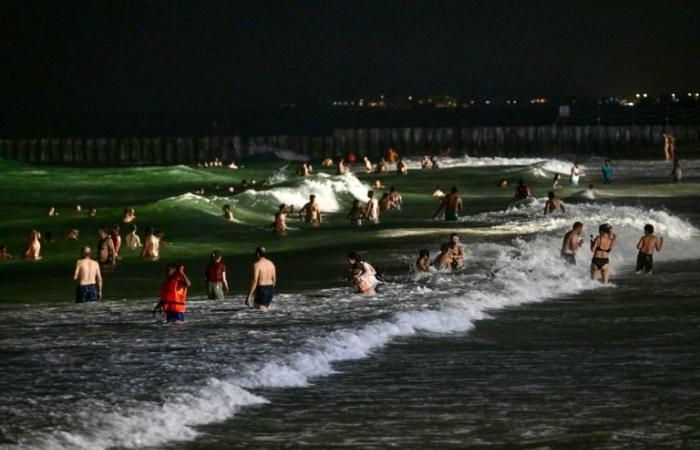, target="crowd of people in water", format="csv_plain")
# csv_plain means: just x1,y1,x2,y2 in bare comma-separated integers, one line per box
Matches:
0,141,687,322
